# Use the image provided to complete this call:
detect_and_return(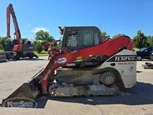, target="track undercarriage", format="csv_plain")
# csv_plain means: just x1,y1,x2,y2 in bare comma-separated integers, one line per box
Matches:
48,83,119,97
48,67,120,97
